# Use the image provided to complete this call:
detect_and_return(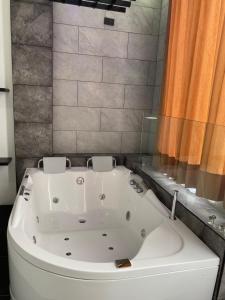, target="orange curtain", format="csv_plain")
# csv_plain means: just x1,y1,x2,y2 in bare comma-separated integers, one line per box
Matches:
157,0,225,203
